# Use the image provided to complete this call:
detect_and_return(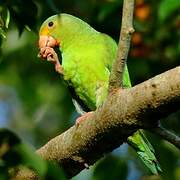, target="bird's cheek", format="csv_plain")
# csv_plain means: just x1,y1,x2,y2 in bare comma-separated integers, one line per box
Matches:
39,35,60,49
